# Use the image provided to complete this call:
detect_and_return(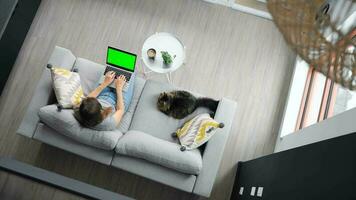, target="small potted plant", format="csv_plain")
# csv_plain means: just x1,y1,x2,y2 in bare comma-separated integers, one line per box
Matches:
161,51,175,66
